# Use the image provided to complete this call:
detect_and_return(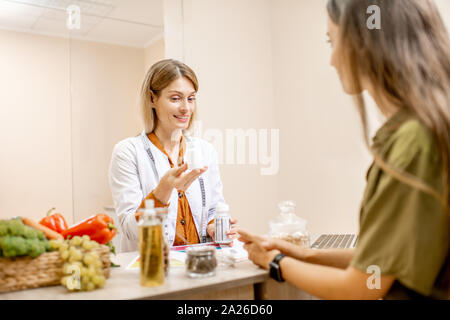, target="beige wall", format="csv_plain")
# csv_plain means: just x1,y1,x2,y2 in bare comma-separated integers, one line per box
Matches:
0,29,165,225
179,0,365,236
181,0,279,235
270,0,450,234
144,37,165,71
71,36,165,223
70,39,145,223
435,0,450,30
270,0,372,234
0,29,74,224
175,0,450,237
